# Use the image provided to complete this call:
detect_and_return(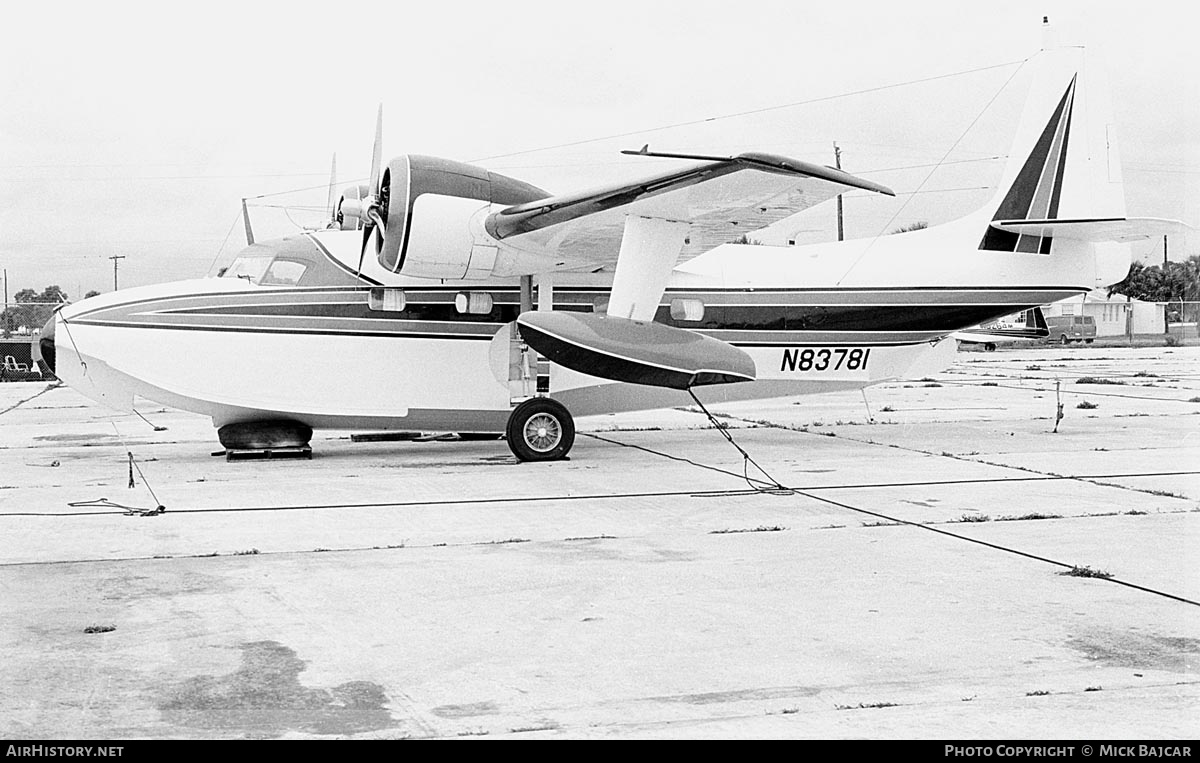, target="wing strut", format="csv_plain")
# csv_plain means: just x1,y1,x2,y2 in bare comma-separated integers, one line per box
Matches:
607,215,690,321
